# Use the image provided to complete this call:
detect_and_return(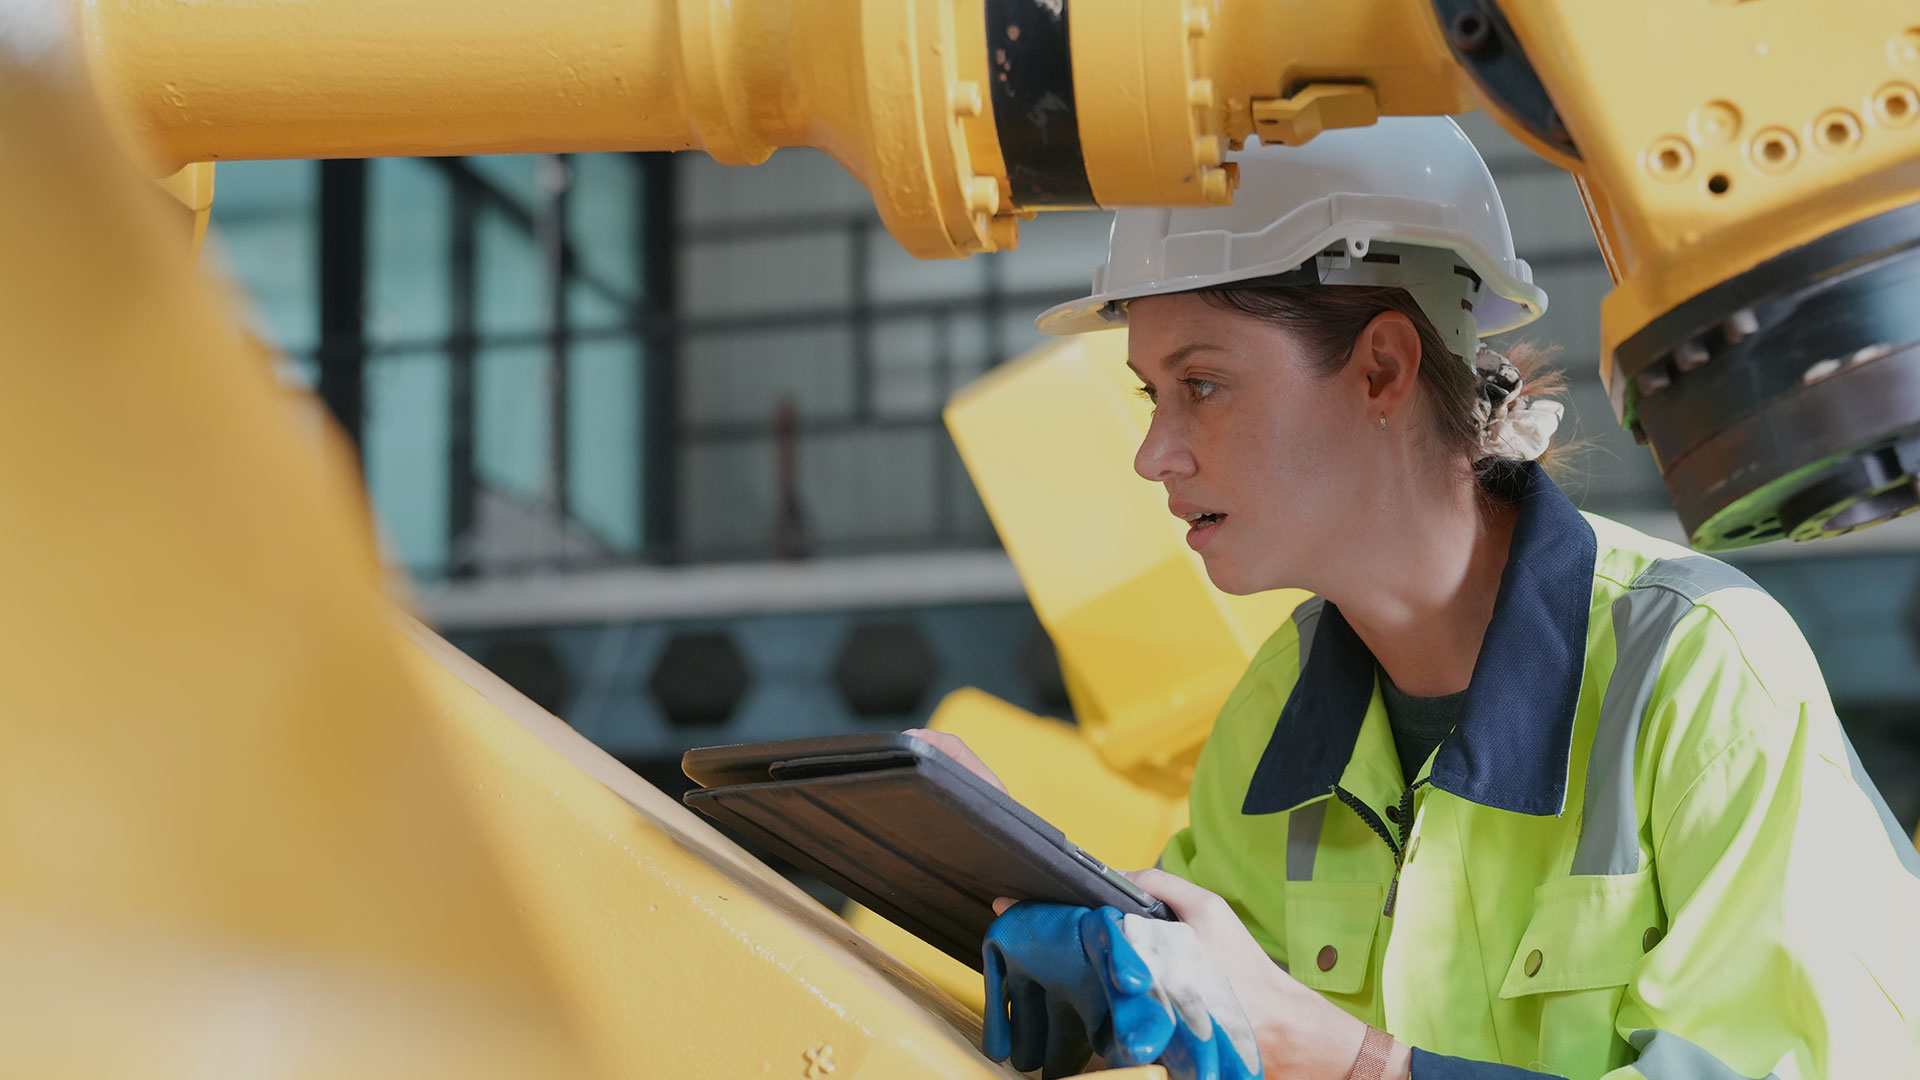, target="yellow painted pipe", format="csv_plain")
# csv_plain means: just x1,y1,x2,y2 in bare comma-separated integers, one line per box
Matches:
73,0,1474,255
77,0,1018,259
